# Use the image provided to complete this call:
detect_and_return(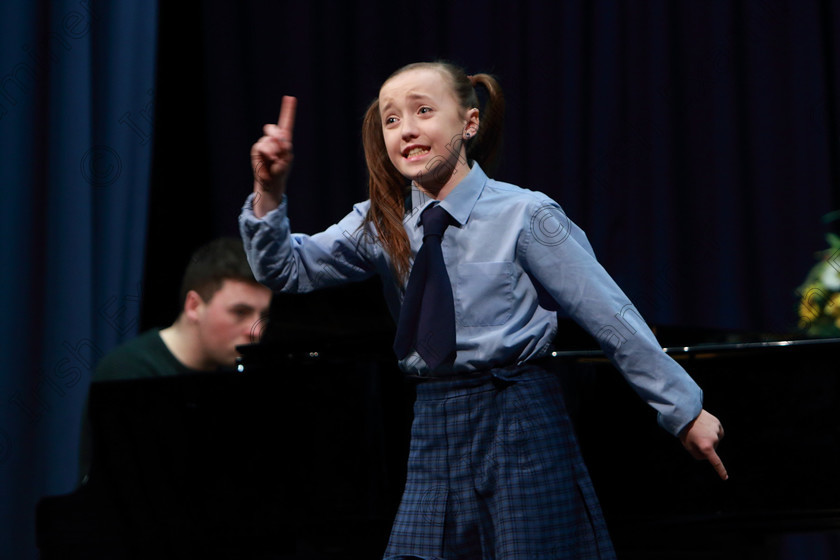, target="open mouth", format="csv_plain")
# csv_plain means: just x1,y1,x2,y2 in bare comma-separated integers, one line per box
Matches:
403,146,430,159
